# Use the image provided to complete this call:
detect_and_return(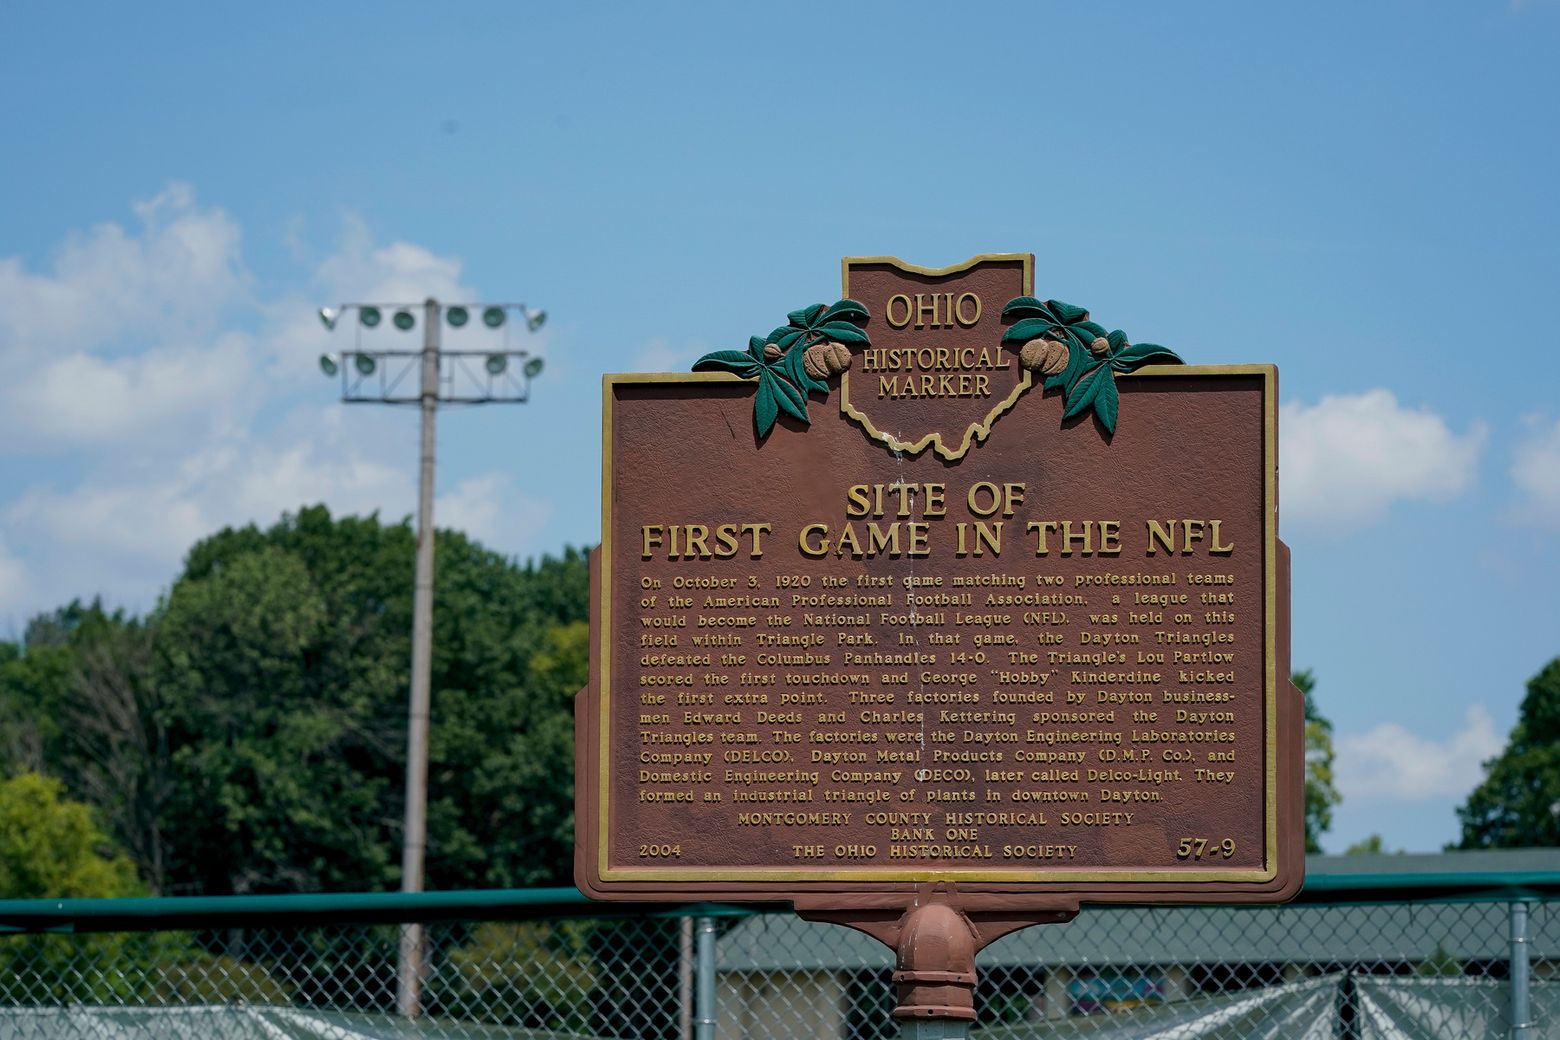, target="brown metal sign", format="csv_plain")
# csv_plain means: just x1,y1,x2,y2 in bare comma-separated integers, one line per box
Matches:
576,254,1303,917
